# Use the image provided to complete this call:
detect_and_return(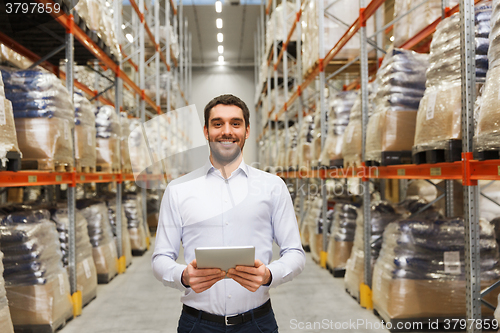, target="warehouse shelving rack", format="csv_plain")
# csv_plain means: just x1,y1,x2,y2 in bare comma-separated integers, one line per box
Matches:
0,0,192,319
256,0,498,331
